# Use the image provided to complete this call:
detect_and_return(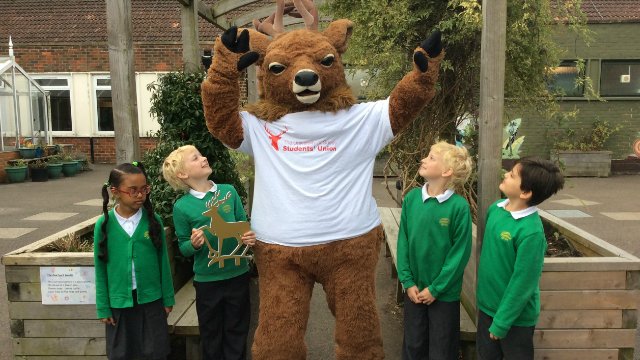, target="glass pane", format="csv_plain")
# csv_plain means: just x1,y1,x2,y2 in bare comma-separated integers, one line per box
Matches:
51,92,72,131
31,91,46,132
97,89,113,131
96,78,111,87
600,61,640,97
548,60,584,97
35,78,68,87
